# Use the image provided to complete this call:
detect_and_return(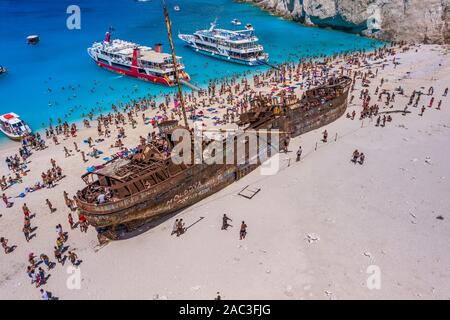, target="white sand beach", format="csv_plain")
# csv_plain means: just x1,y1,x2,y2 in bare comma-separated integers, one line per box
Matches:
1,44,449,300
